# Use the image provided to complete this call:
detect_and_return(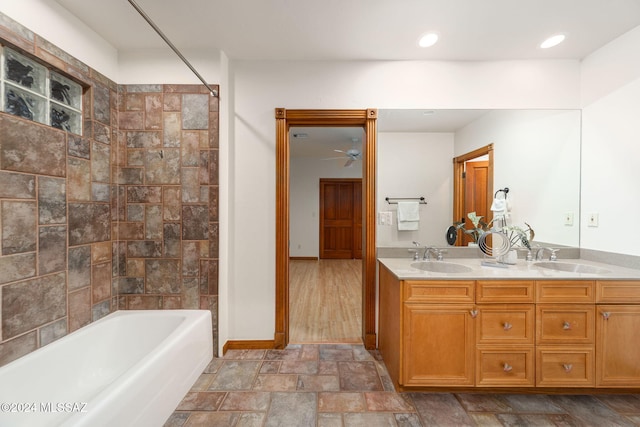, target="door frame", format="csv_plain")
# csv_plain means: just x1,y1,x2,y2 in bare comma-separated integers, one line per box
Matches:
453,143,494,245
275,108,377,349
